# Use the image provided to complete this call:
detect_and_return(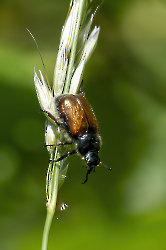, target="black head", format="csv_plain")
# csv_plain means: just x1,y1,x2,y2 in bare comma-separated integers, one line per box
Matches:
84,151,100,167
80,151,100,184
